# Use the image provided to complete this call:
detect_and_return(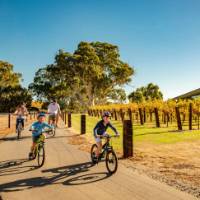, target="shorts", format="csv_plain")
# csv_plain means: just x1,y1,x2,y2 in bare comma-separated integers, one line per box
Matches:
94,132,109,143
32,134,45,143
49,114,56,121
